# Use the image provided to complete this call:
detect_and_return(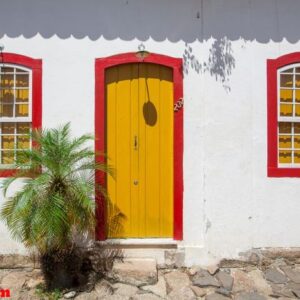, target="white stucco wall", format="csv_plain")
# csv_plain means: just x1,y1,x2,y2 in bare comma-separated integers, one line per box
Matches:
0,0,300,265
